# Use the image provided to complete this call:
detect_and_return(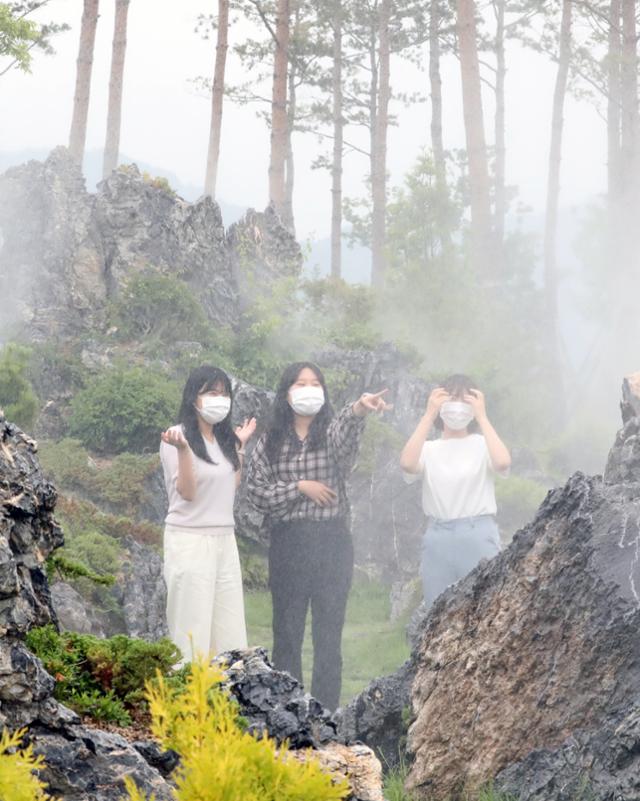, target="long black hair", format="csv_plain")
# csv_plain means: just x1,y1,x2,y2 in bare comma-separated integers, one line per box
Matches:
264,361,334,464
177,365,240,470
